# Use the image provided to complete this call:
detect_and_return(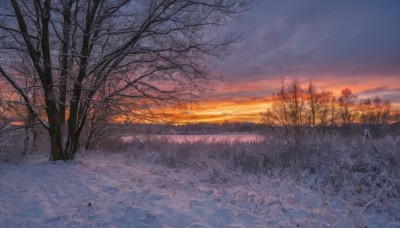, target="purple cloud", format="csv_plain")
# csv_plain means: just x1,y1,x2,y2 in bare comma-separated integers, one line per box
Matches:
217,0,400,81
